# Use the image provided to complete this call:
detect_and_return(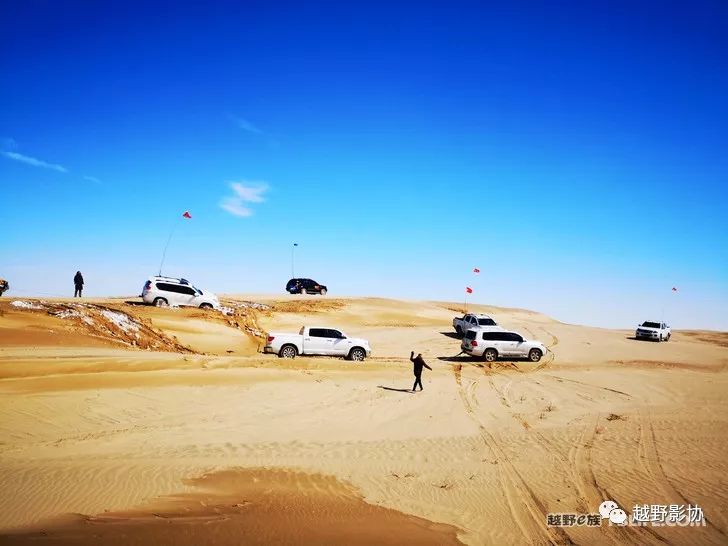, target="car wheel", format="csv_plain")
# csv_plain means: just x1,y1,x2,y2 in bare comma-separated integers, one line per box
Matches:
320,288,327,295
349,347,366,361
199,303,213,309
484,348,498,362
456,326,462,336
153,297,168,307
666,333,671,341
279,345,298,359
528,348,542,362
